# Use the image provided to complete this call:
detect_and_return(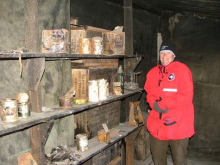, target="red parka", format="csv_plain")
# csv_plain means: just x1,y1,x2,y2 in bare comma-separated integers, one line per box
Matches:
144,61,194,140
